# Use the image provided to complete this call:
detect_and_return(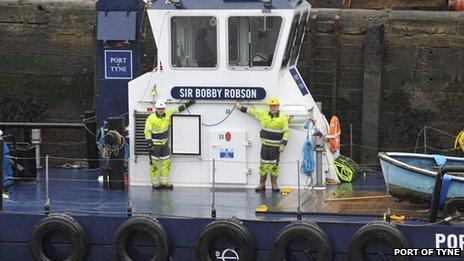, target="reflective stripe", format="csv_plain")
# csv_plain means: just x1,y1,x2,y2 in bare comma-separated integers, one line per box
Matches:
262,127,284,134
261,138,282,144
152,130,169,139
260,129,283,141
261,141,281,147
151,139,168,144
160,176,168,184
261,159,277,164
150,155,171,160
